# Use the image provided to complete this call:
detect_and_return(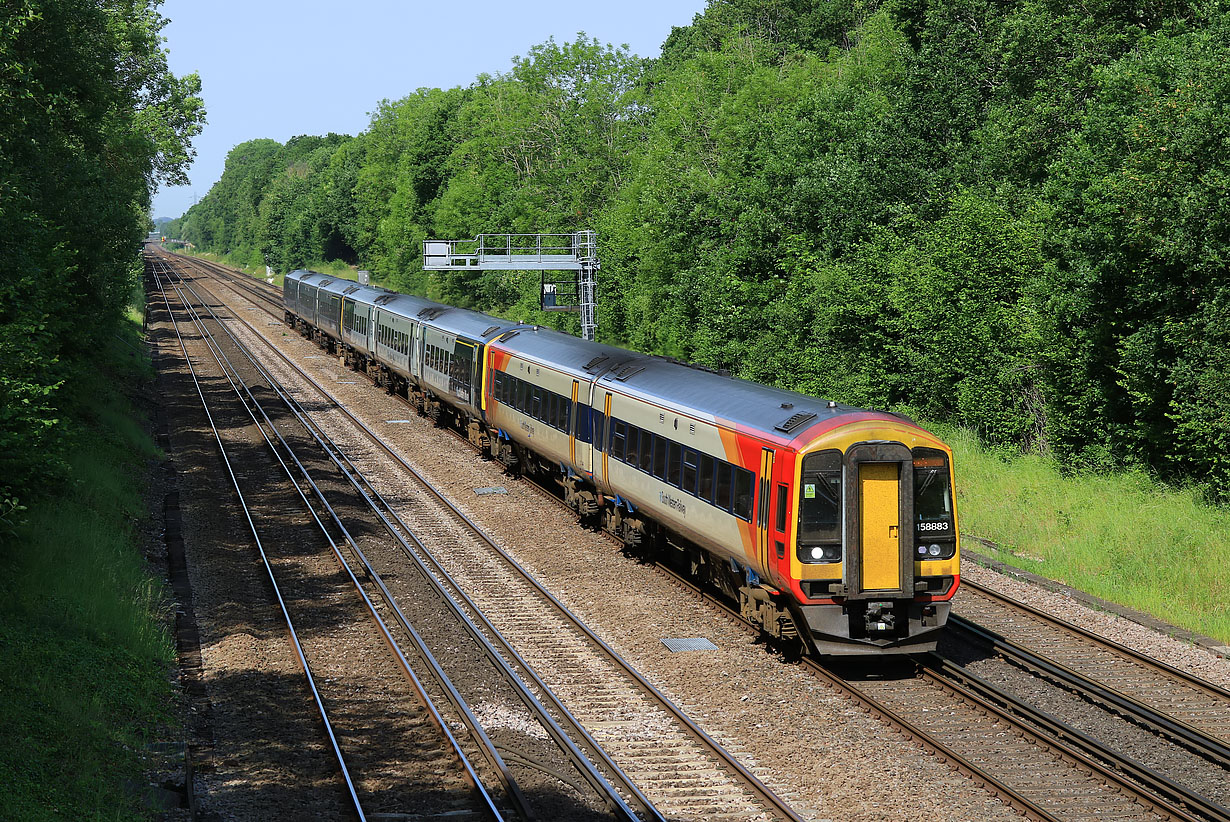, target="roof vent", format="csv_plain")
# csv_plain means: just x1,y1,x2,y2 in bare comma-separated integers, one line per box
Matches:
775,411,817,433
481,325,500,337
374,294,397,305
417,307,446,320
614,365,646,382
583,354,610,372
780,402,793,409
343,285,361,295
